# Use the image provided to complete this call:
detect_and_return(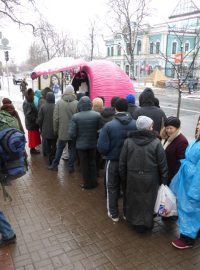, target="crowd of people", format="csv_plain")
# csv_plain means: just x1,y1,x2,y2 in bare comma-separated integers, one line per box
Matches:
0,85,199,251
